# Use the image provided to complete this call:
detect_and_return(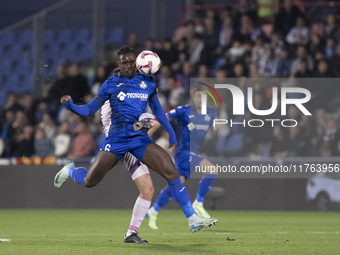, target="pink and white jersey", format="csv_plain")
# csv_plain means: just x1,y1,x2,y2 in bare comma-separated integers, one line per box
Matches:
101,100,149,180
